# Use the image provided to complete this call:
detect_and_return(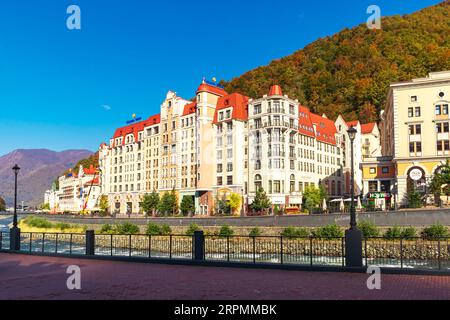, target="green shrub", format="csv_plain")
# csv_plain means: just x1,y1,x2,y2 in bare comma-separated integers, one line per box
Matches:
146,223,161,235
358,221,379,238
185,223,200,236
25,217,53,229
54,222,71,230
160,224,172,235
281,226,310,238
114,222,140,235
219,225,234,237
421,224,449,239
401,226,417,239
384,226,403,239
249,227,262,237
312,224,343,238
100,224,113,234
